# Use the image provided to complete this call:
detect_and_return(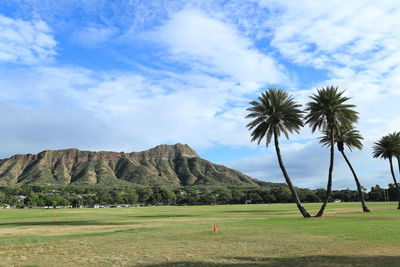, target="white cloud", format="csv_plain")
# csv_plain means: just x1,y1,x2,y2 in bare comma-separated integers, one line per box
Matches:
2,1,400,190
0,14,56,64
155,9,286,91
0,65,254,157
72,26,117,47
231,0,400,189
231,140,393,190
